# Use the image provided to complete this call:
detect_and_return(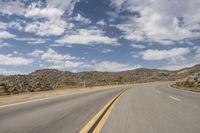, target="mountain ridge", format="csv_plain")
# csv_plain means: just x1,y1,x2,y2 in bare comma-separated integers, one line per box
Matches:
0,64,199,95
